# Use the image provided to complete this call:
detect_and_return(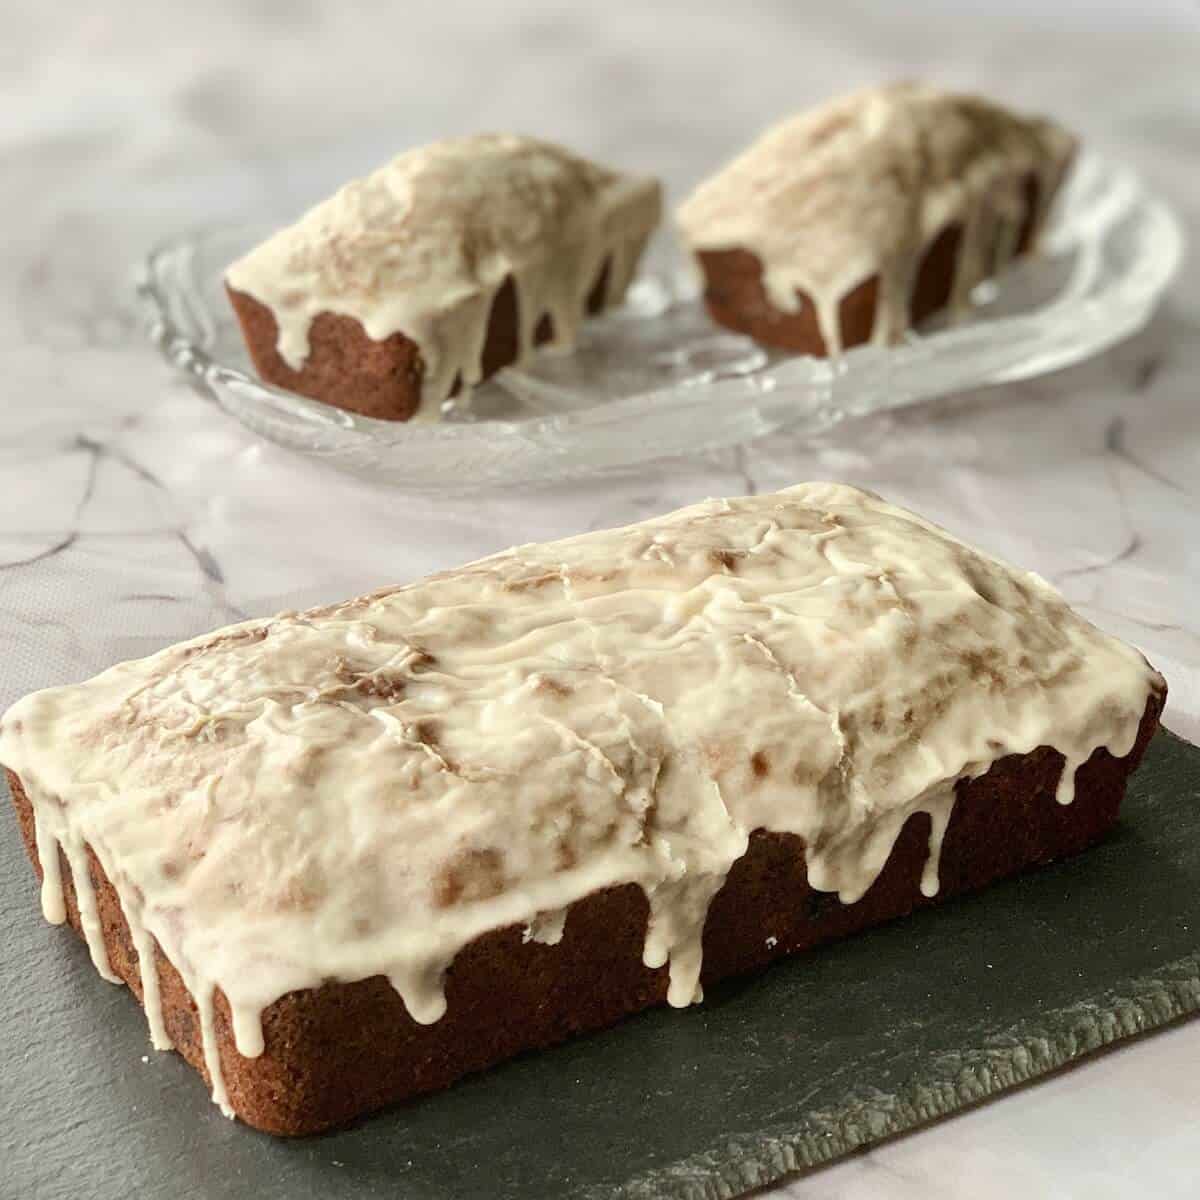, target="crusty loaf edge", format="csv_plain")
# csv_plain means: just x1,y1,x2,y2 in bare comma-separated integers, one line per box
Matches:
4,686,1163,1136
678,84,1078,356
